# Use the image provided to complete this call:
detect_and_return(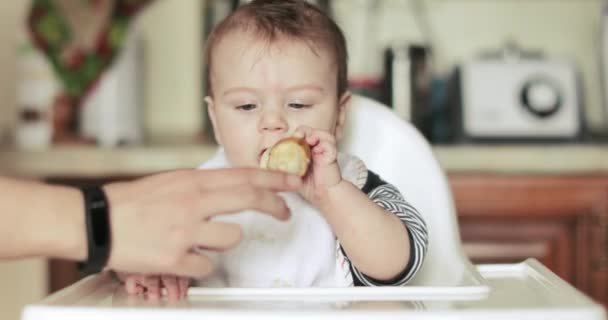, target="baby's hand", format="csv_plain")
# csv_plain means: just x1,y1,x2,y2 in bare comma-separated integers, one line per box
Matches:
117,272,191,300
293,126,342,205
